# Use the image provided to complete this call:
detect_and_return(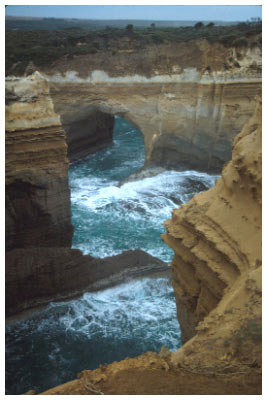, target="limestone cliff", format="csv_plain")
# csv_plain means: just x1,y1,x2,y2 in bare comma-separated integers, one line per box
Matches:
41,101,262,396
6,34,262,394
6,73,73,250
162,99,261,342
63,108,114,162
7,38,262,173
48,75,260,173
6,248,168,318
43,38,261,172
5,74,169,317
